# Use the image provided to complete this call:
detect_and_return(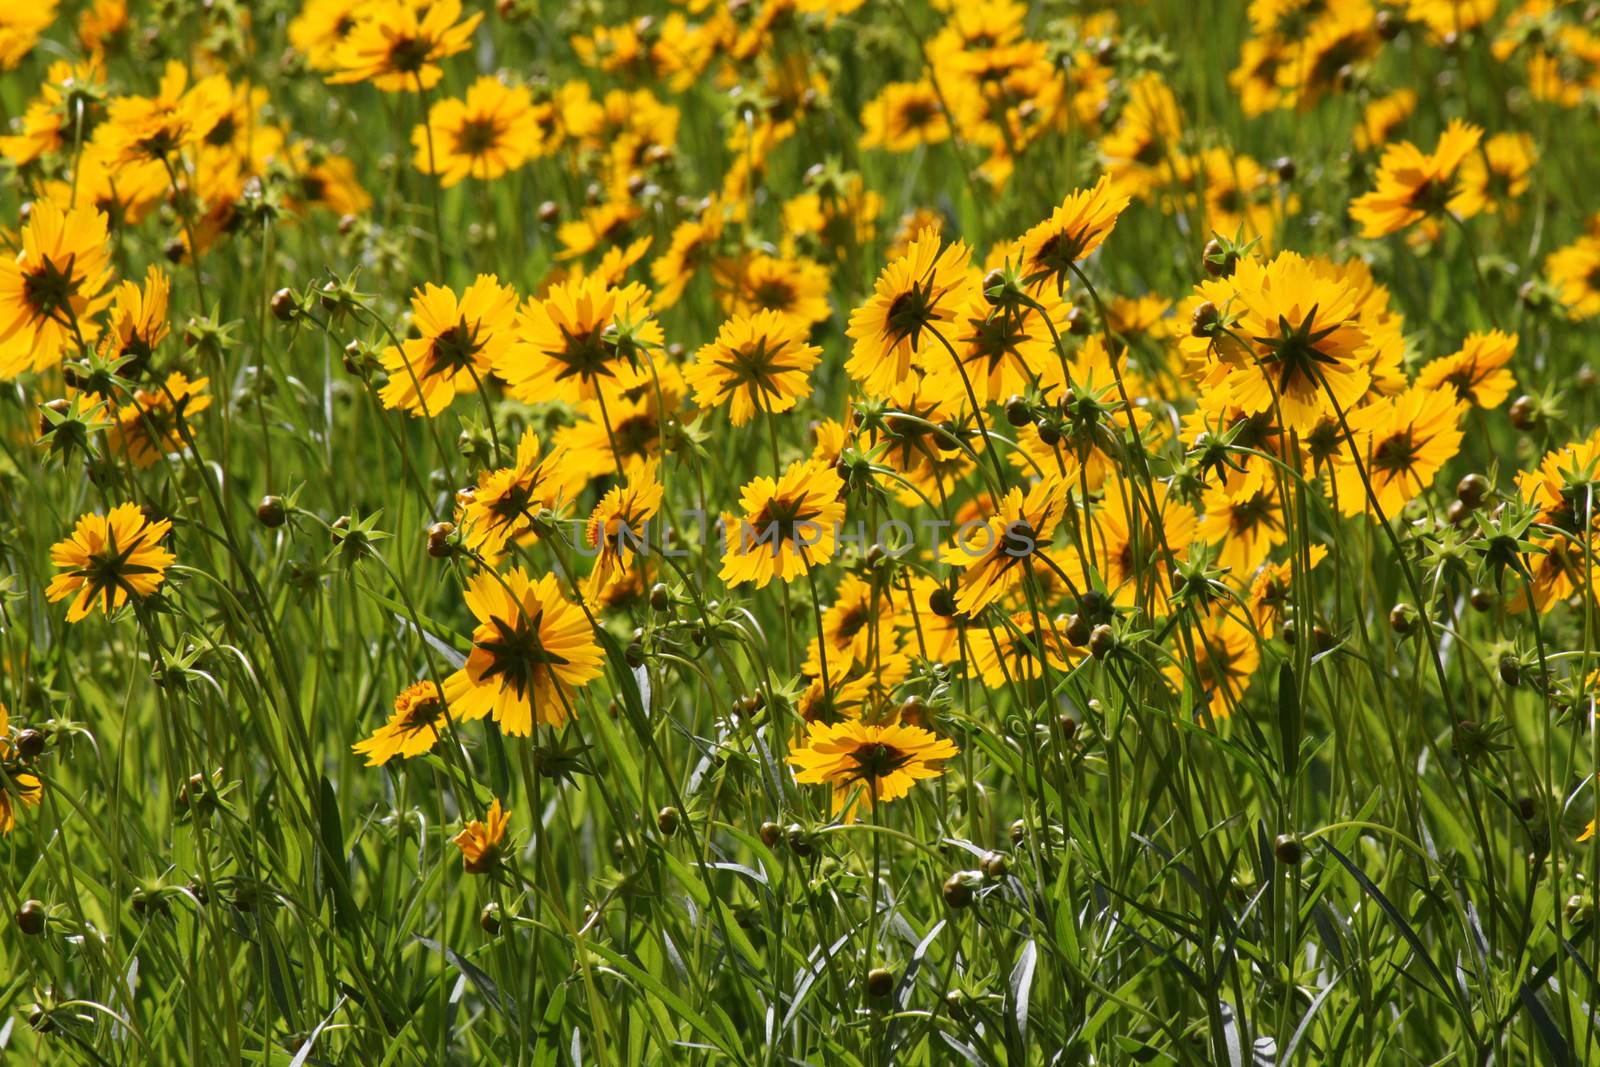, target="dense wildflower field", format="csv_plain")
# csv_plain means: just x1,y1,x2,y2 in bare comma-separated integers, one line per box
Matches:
3,0,1600,1063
